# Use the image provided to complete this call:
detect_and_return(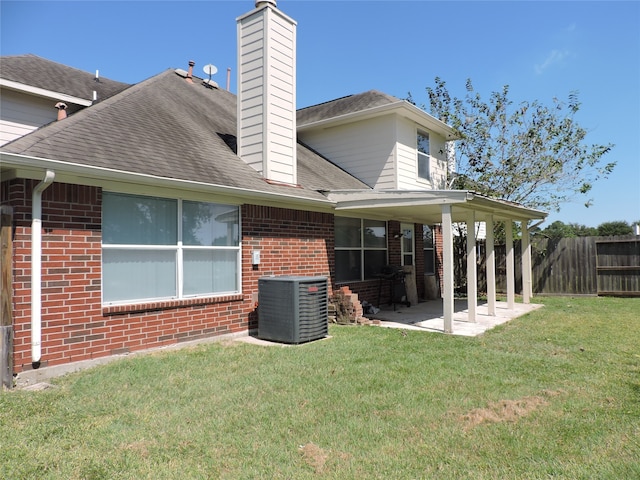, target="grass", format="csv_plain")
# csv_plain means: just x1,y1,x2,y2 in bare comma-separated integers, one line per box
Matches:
1,296,639,479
